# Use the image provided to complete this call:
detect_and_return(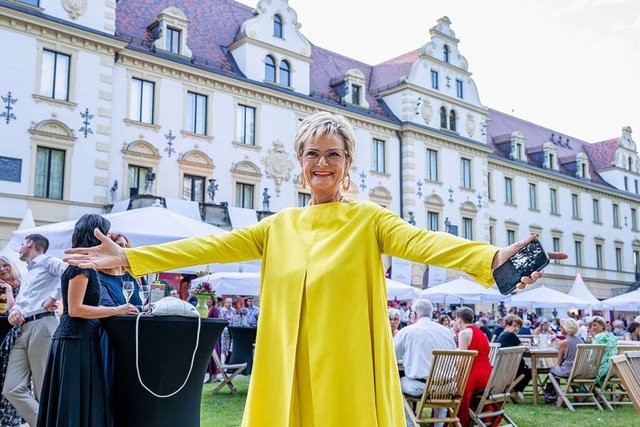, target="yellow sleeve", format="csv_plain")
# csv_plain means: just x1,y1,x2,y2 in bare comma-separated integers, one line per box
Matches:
369,202,498,286
124,216,274,277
